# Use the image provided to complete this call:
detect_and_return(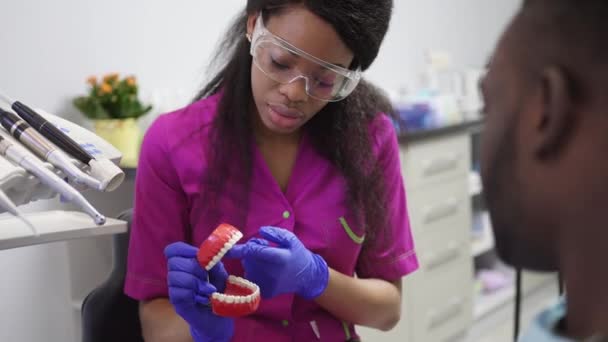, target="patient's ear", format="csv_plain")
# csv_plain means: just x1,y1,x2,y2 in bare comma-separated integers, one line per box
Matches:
534,66,574,158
